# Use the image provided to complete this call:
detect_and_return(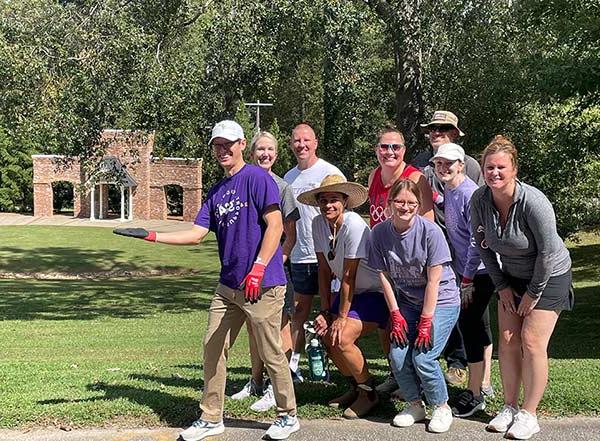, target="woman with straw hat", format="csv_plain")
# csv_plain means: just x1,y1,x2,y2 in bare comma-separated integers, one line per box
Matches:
298,175,389,419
